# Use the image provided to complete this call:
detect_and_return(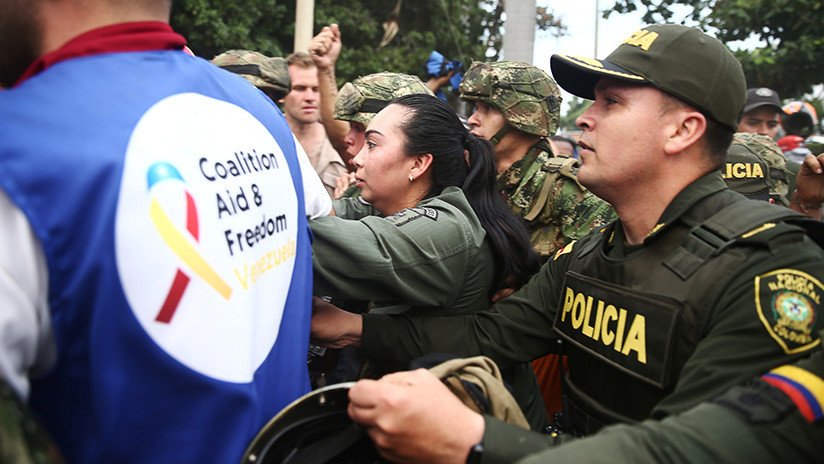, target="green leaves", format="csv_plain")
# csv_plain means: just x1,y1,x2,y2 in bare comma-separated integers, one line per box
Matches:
171,1,566,90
